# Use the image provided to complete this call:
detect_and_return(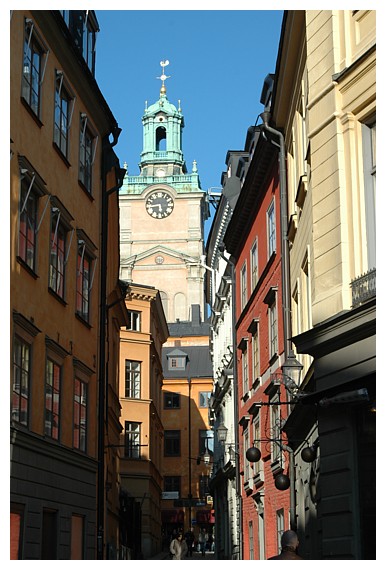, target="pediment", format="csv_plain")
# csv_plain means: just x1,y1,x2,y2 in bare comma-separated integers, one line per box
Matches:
124,246,196,267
